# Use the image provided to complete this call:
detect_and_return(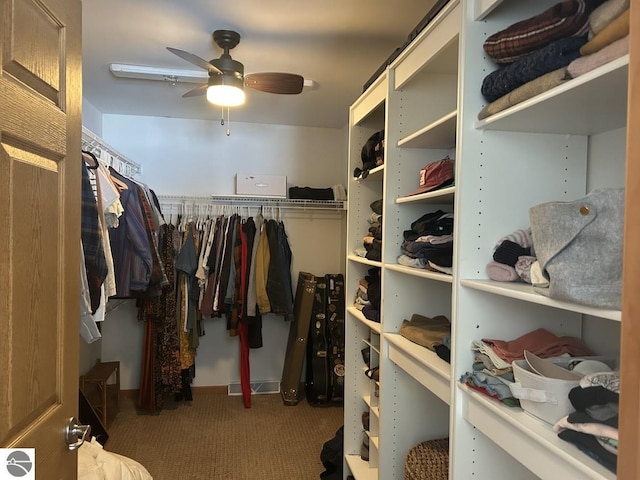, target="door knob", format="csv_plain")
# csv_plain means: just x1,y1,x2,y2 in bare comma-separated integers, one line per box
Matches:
65,417,91,451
